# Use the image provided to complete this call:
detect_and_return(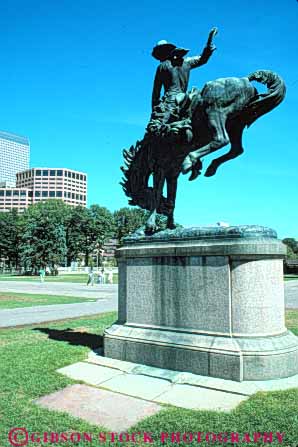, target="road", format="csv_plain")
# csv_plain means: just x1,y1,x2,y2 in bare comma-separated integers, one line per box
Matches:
0,280,297,329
